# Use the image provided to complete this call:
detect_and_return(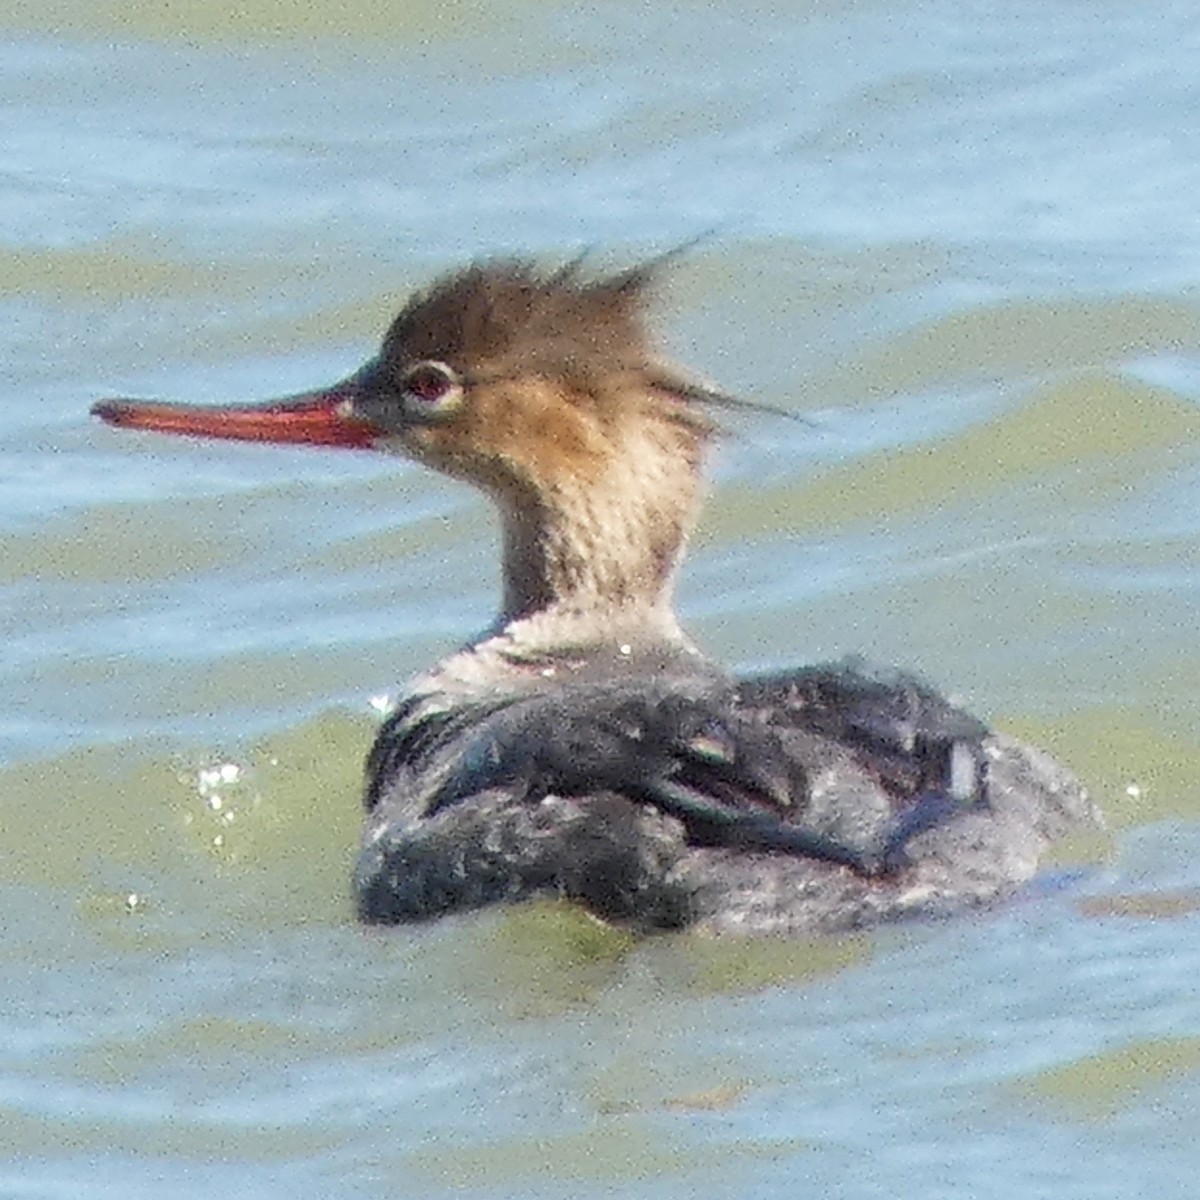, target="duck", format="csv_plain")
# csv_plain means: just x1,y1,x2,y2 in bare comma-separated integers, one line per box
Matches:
92,256,1100,935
